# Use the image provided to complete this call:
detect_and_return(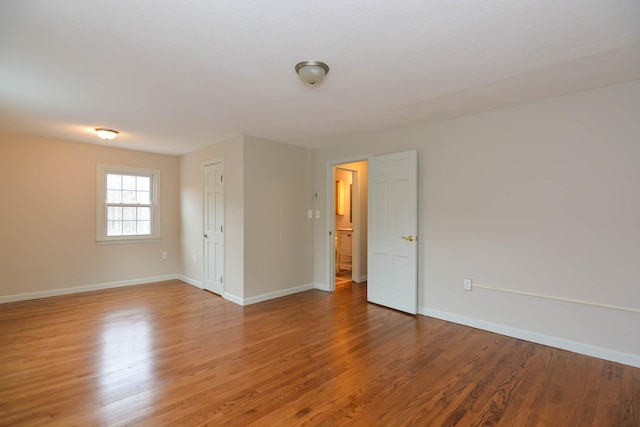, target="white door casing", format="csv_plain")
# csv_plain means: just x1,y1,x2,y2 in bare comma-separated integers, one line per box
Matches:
204,161,224,295
367,150,418,314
